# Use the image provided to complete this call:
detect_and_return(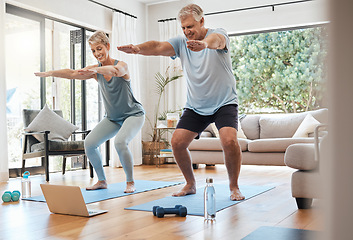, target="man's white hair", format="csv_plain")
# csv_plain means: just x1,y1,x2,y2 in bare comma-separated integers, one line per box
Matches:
178,4,204,22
